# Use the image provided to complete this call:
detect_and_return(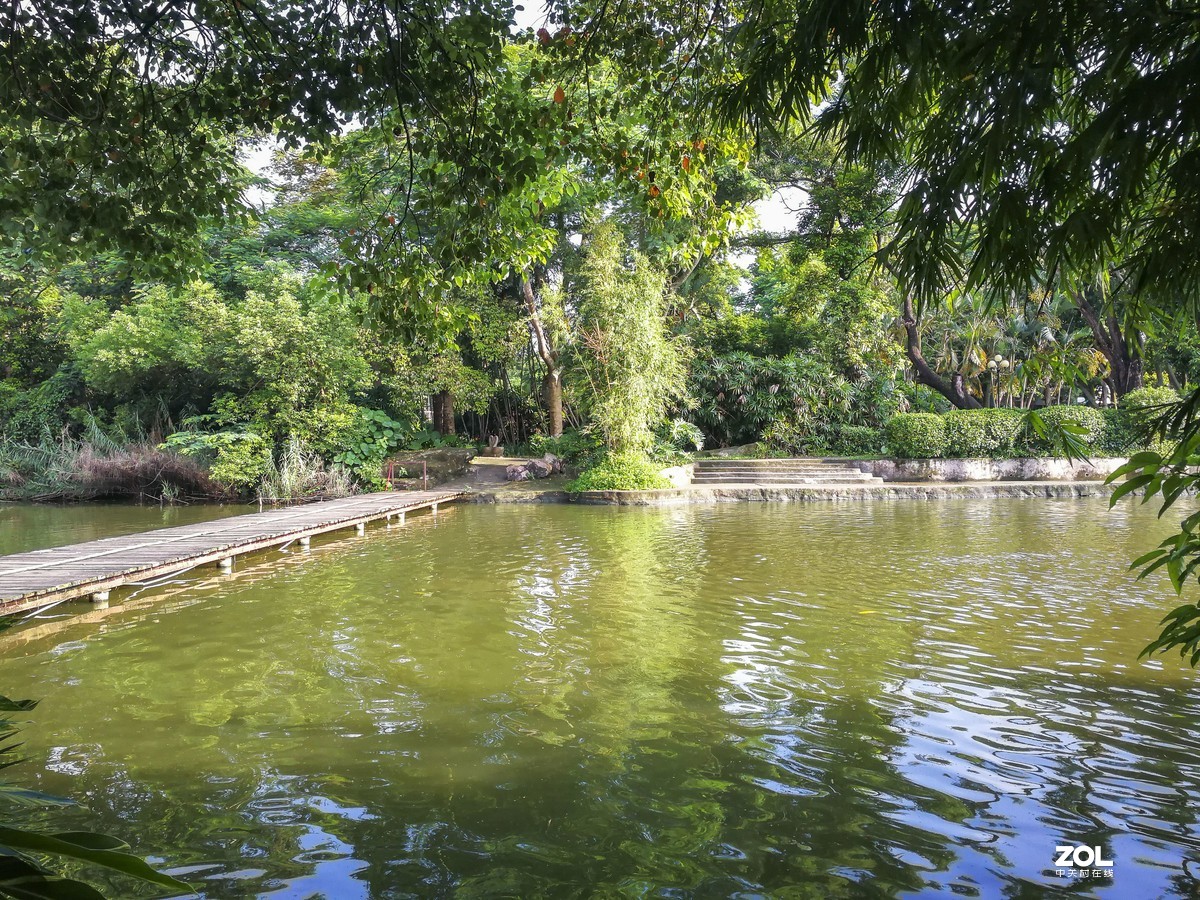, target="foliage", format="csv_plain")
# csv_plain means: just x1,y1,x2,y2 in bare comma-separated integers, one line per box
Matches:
941,409,1028,459
2,0,514,274
0,695,192,897
827,424,884,457
884,413,947,459
527,429,605,465
662,419,706,453
1122,387,1180,412
572,223,685,455
258,438,357,503
331,409,412,485
402,428,468,452
567,452,671,492
71,277,372,446
1024,406,1107,456
716,1,1200,316
163,427,272,493
687,351,893,450
1108,432,1200,662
